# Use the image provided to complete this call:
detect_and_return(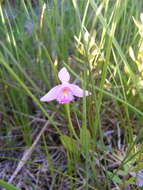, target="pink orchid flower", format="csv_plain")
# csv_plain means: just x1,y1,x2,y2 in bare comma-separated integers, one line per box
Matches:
40,67,91,104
